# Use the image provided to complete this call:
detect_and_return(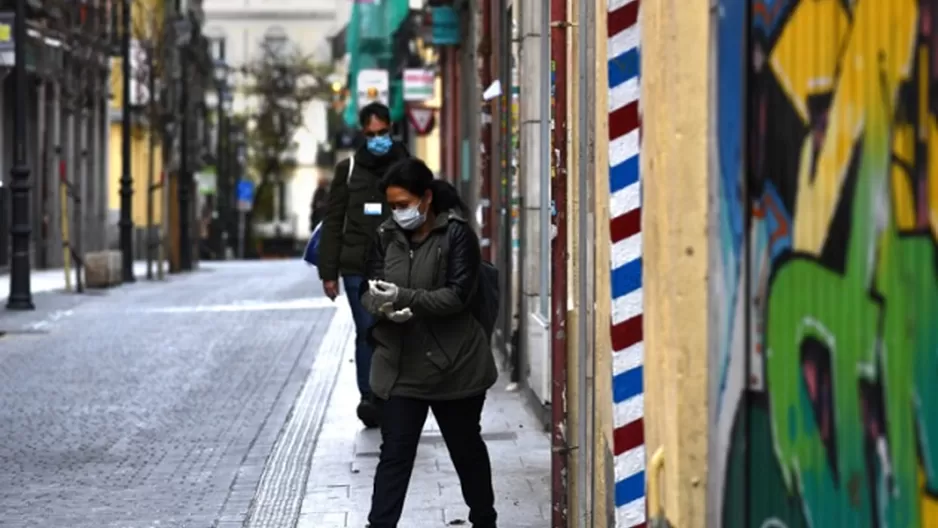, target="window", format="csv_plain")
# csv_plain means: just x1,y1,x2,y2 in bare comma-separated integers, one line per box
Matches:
205,27,226,61
214,38,226,61
263,26,289,60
